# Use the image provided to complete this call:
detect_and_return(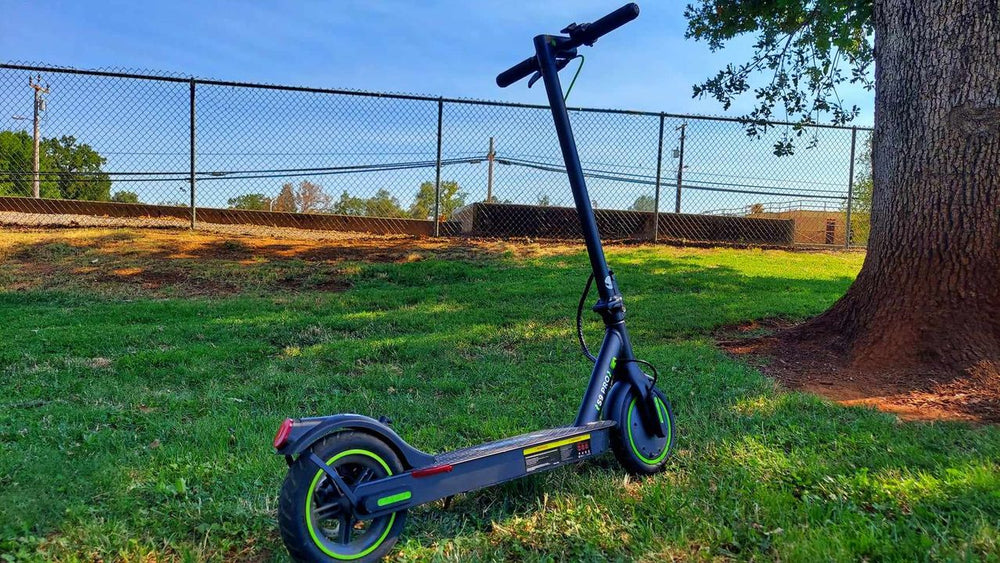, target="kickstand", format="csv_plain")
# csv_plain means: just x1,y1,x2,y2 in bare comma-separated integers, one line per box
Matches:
442,495,454,510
